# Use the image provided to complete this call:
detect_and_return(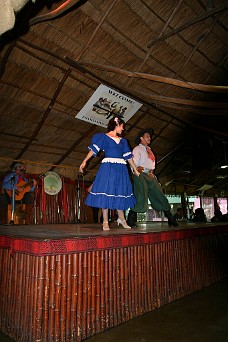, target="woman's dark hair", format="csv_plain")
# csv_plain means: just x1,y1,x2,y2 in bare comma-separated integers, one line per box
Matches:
107,116,125,132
